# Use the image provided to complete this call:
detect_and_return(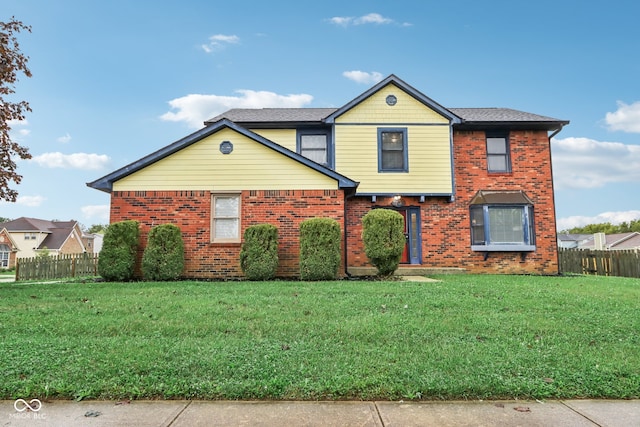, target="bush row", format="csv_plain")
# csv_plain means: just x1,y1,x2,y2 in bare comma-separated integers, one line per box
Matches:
98,209,404,281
